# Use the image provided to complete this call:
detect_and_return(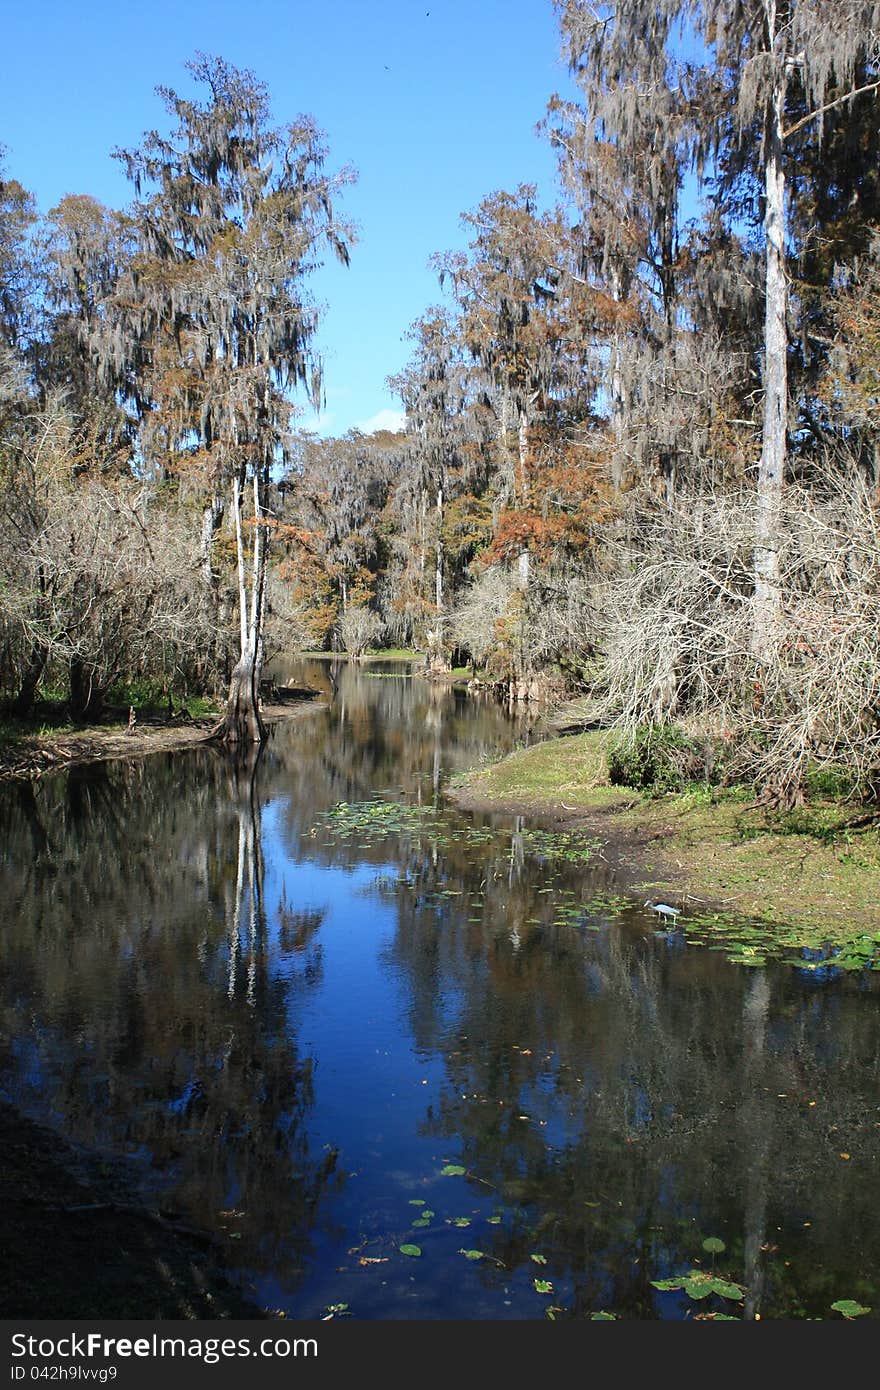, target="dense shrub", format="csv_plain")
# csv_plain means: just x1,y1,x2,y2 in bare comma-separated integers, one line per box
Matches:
607,723,721,793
